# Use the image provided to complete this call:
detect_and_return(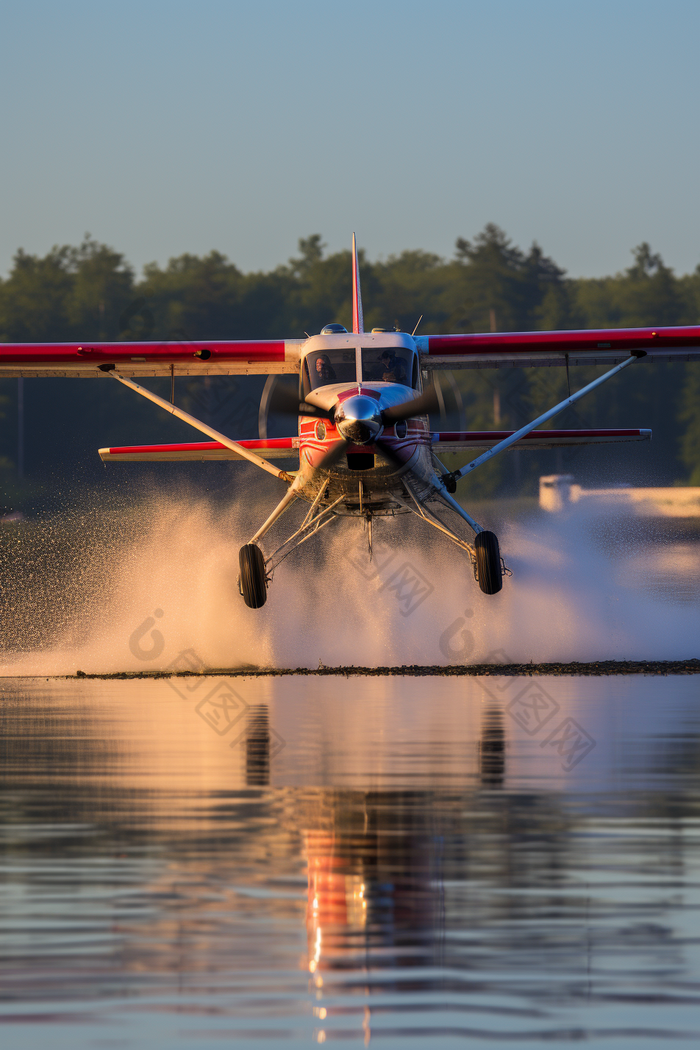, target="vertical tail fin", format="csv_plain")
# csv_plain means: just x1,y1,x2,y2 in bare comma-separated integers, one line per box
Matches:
352,233,364,334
